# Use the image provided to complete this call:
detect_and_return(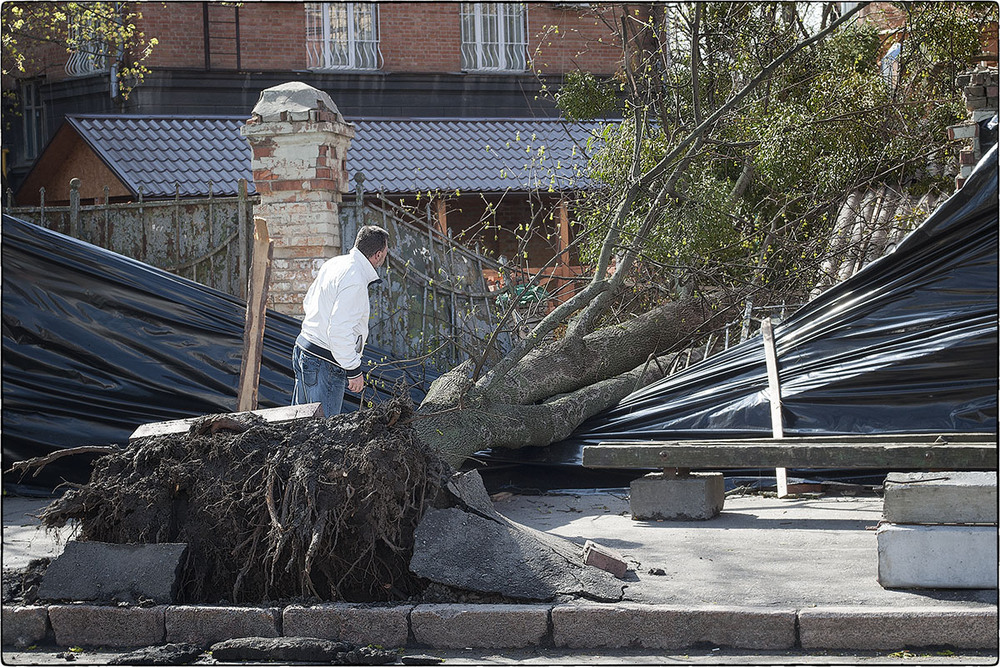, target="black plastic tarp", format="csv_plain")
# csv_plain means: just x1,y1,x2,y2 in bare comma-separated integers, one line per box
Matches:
2,217,432,487
499,145,999,467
